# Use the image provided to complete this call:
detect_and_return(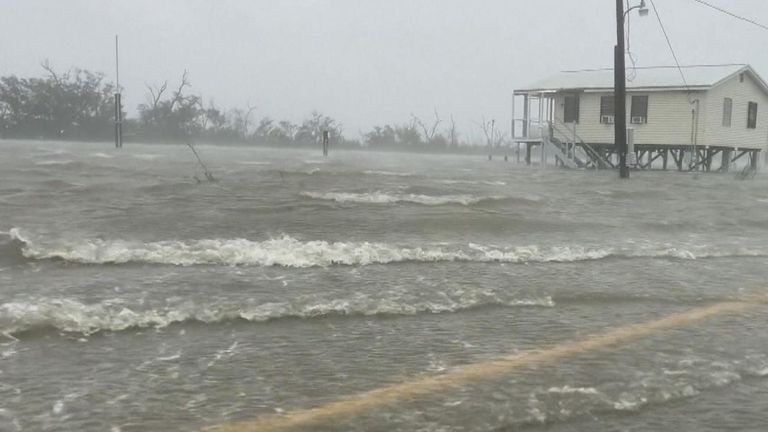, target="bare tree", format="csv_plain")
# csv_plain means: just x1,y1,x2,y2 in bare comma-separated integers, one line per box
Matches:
242,103,257,139
479,116,495,147
40,59,66,86
145,81,168,112
196,96,208,130
168,70,191,112
447,114,458,148
412,108,441,143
